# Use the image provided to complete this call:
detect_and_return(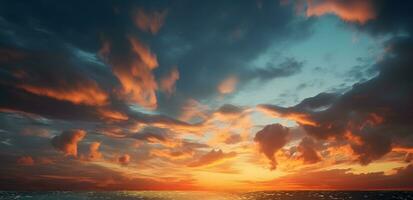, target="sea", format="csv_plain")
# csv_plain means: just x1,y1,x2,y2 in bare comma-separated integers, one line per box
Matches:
1,191,413,200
